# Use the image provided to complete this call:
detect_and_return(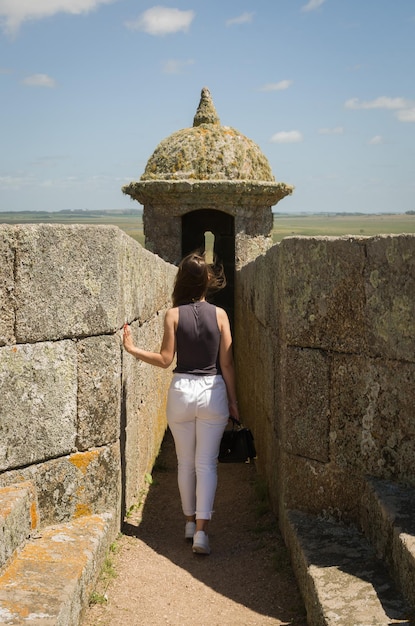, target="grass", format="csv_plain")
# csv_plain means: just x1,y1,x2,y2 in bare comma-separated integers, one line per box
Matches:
272,213,415,242
125,472,154,520
88,539,120,606
88,591,108,606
